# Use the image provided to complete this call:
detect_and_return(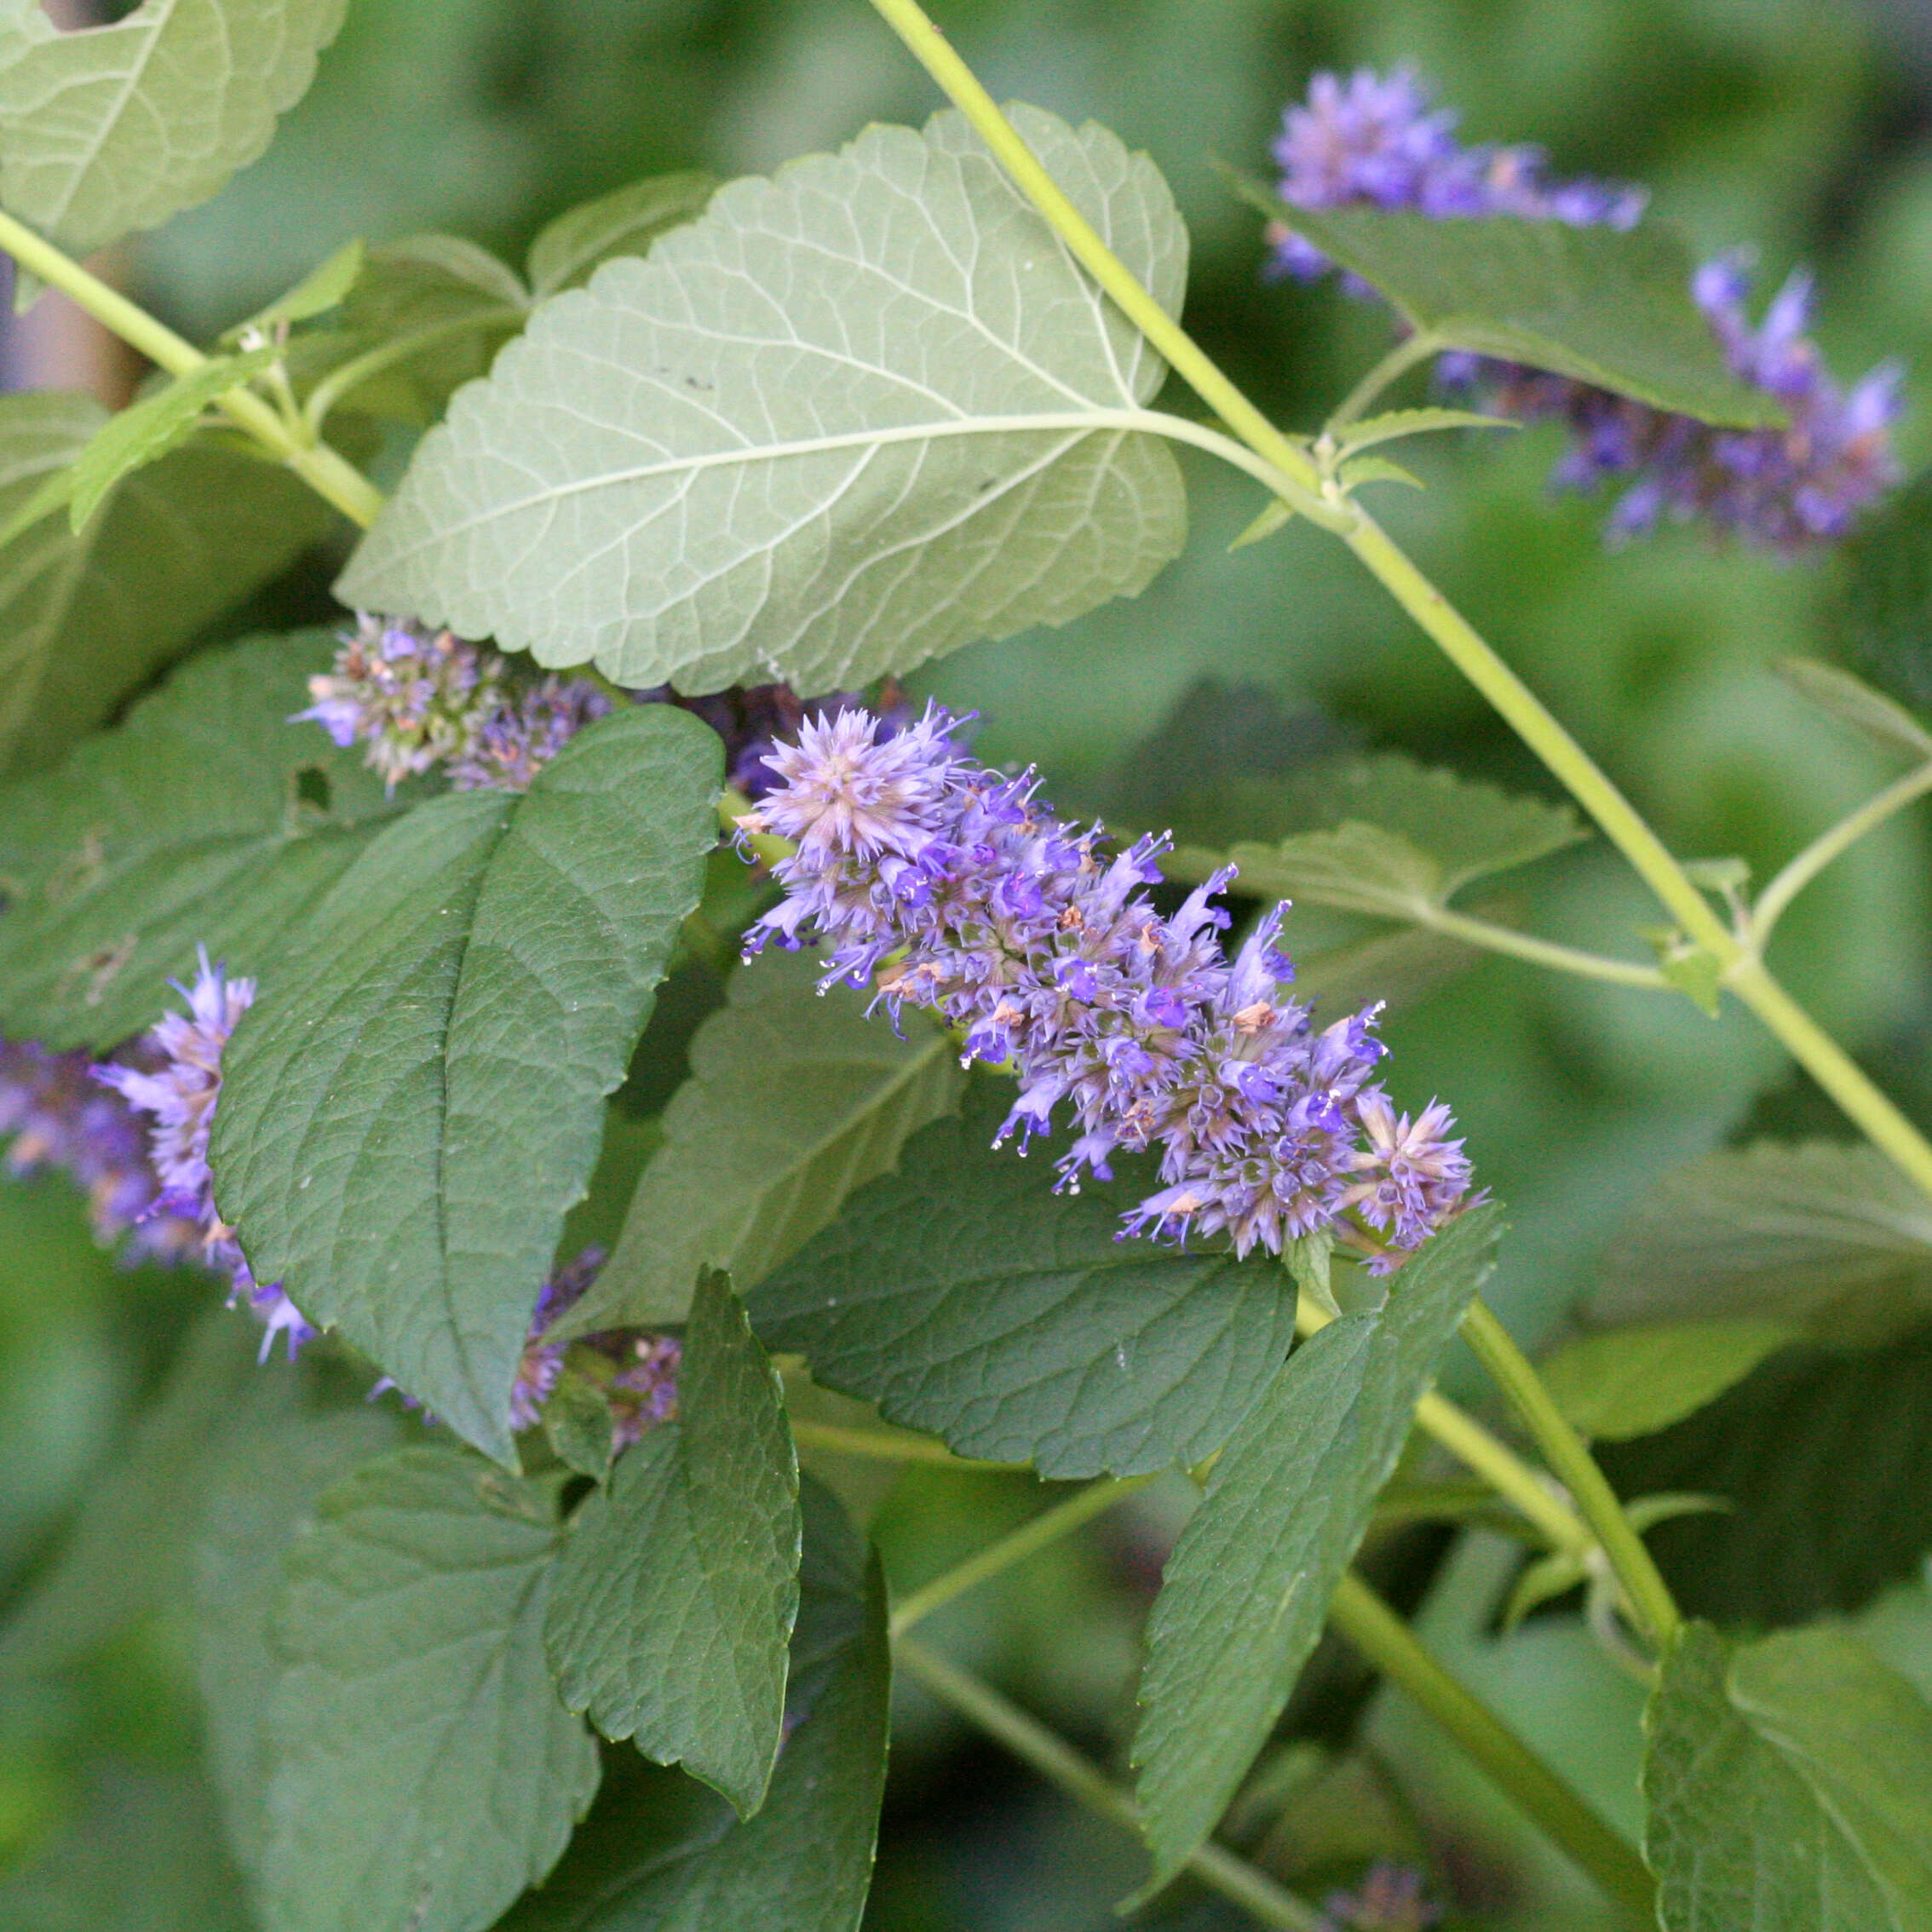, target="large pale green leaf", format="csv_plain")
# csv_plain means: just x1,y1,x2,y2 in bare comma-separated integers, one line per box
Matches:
503,1481,887,1932
1589,1140,1932,1346
0,630,410,1050
546,1272,801,1818
1242,183,1781,427
337,106,1188,695
1169,751,1585,923
262,1445,600,1932
1130,1205,1502,1883
1538,1319,1799,1442
1643,1622,1932,1930
754,1080,1302,1480
211,706,722,1461
0,0,348,256
0,394,337,781
558,949,961,1337
193,1405,402,1880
